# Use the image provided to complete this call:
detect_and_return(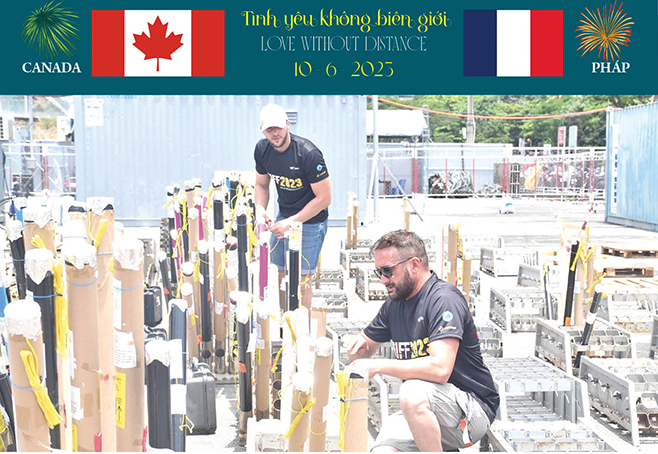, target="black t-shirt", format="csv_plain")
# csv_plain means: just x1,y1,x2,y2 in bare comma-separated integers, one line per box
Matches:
364,272,499,423
254,133,329,224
